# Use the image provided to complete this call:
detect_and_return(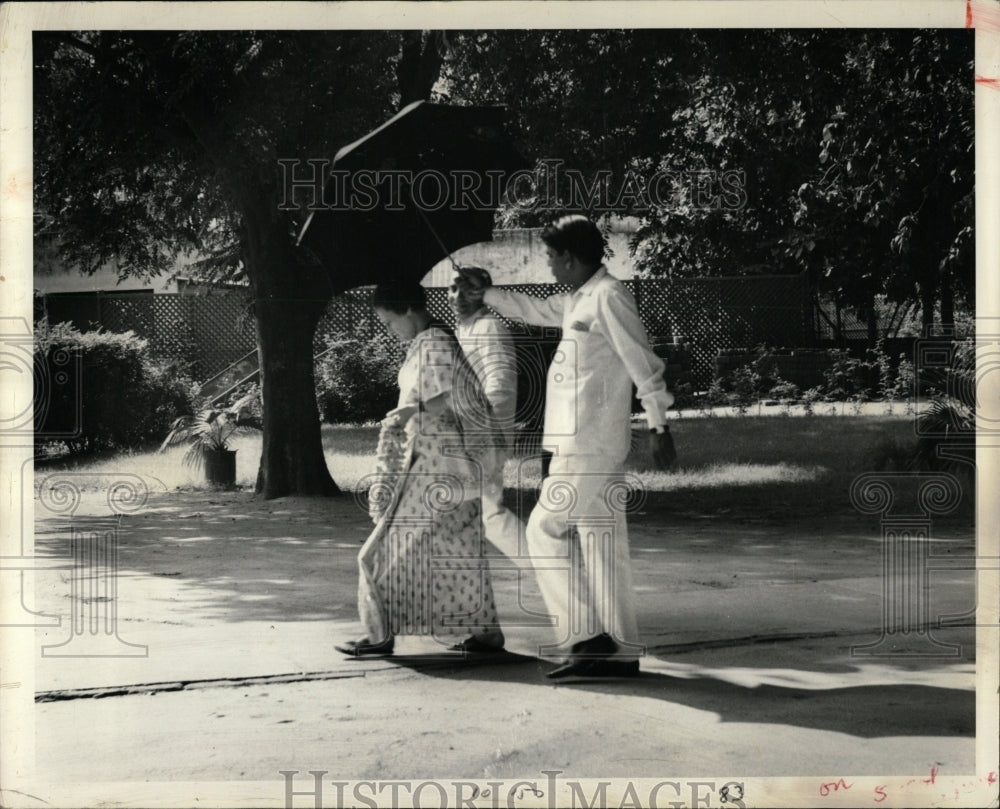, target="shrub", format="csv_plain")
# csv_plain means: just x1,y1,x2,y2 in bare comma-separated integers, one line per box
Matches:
913,337,975,480
872,338,895,400
702,378,730,408
749,346,784,394
822,351,873,400
34,320,201,456
712,346,804,411
891,356,916,402
669,381,697,411
729,365,760,412
315,327,404,424
801,386,824,416
768,379,801,402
